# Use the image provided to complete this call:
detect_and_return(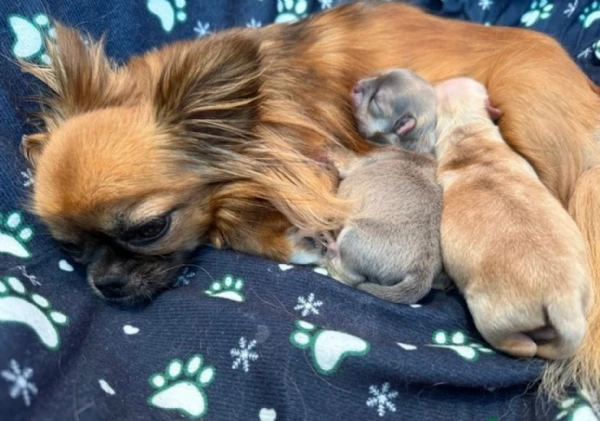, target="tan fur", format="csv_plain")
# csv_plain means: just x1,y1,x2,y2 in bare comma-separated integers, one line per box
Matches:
436,79,591,371
20,3,600,397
